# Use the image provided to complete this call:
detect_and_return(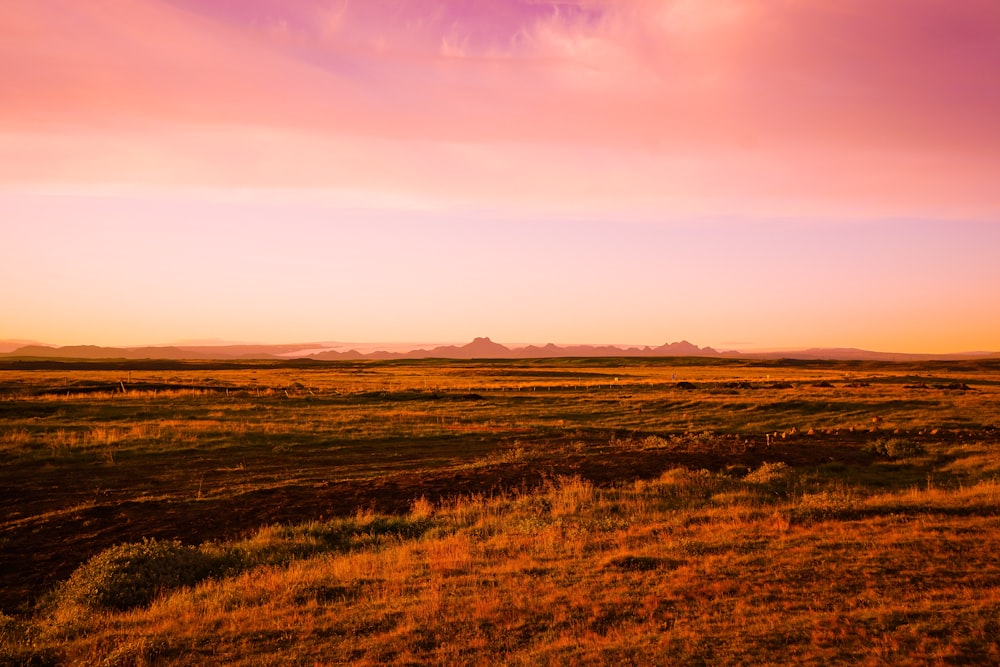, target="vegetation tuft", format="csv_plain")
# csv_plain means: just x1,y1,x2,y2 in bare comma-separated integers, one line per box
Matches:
53,539,223,612
867,437,926,459
51,515,435,615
